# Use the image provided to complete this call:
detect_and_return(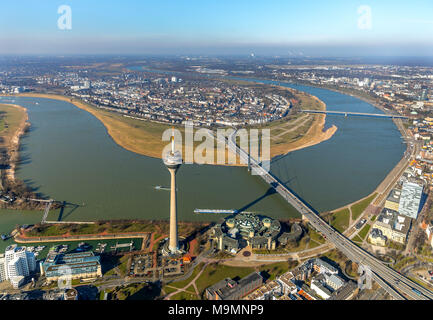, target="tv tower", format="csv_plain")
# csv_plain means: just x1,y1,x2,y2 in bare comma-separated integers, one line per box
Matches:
163,128,183,254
